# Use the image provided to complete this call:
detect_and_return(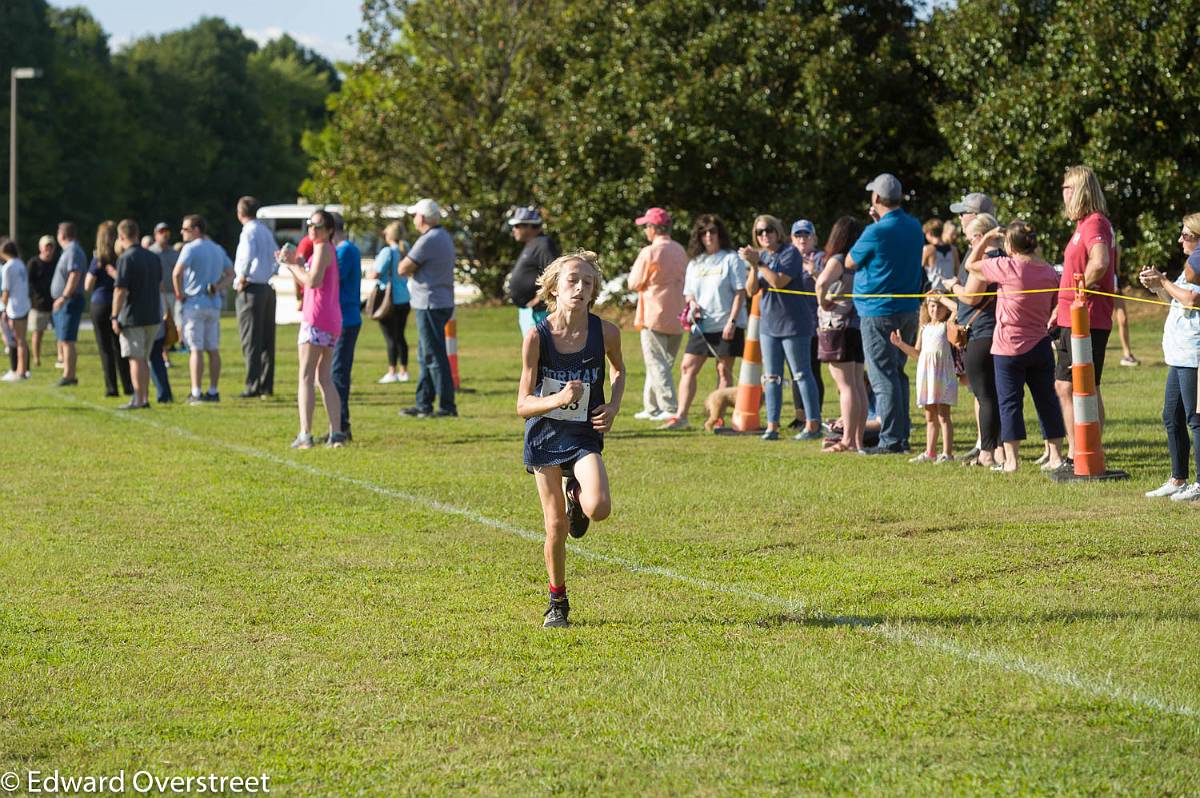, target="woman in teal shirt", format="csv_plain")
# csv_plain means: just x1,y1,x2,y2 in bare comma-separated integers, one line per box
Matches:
368,221,412,383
